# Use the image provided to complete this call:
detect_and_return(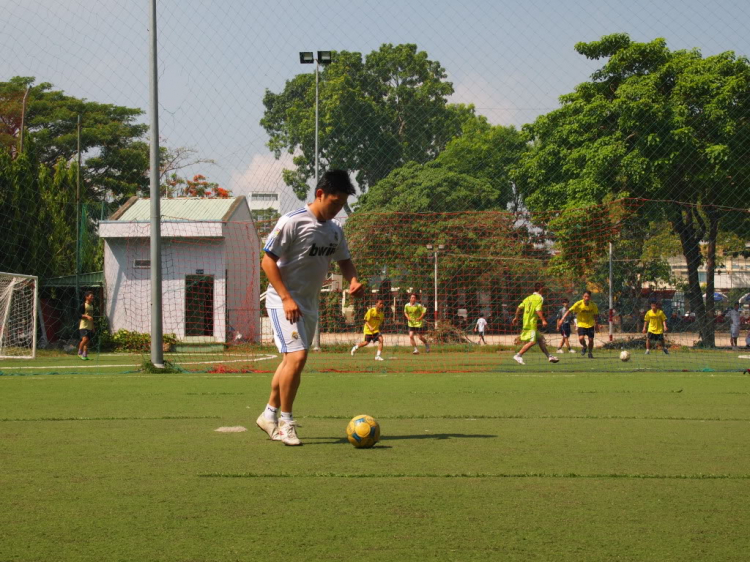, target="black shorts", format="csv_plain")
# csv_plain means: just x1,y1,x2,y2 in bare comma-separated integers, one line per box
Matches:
559,324,571,337
408,325,426,334
577,327,595,338
647,332,664,342
79,329,94,339
364,332,382,343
